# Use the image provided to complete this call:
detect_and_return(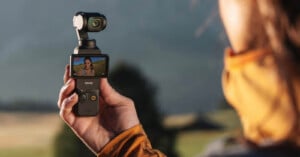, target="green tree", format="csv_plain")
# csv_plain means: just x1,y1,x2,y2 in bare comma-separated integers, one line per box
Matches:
53,124,94,157
218,97,233,110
